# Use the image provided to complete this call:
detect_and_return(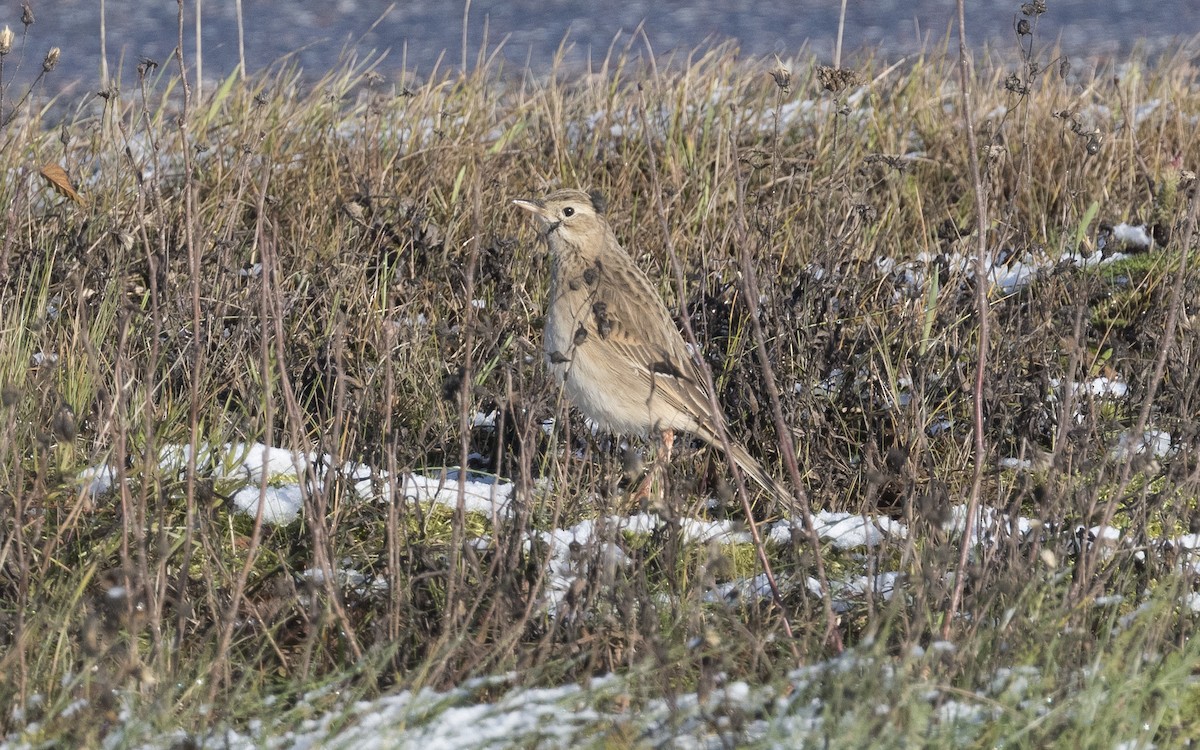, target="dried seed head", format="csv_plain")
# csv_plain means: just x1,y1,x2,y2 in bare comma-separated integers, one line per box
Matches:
1016,18,1031,36
42,47,60,72
1004,72,1030,95
52,404,77,441
0,26,13,56
21,3,33,27
770,55,791,93
853,203,877,222
816,65,862,94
